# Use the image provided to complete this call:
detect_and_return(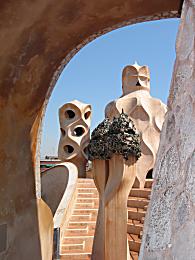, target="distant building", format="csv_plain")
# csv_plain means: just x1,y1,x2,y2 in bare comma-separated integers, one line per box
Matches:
40,156,61,173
